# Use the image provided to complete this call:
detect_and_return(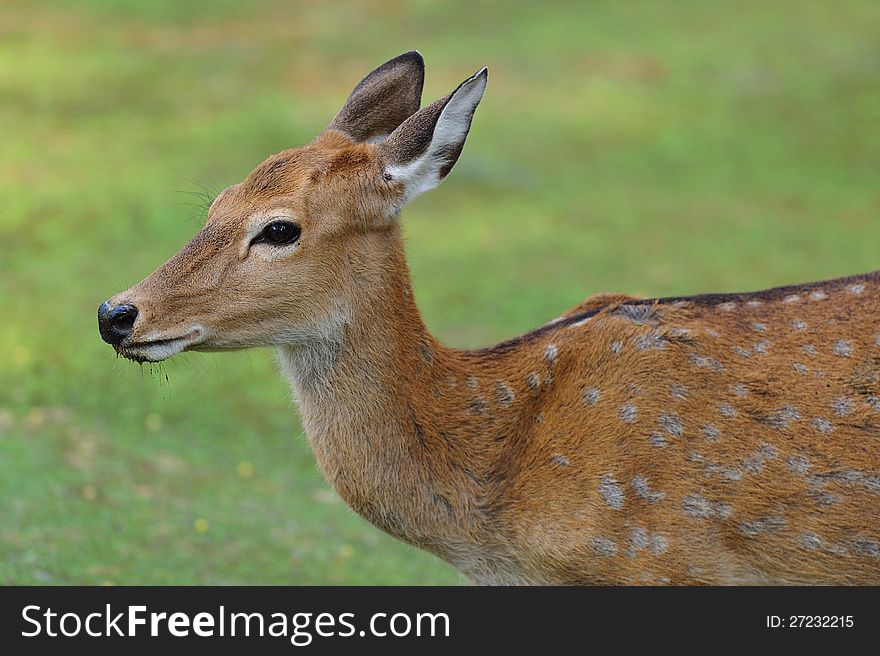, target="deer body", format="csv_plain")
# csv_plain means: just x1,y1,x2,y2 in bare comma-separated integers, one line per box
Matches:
277,230,880,585
99,52,880,584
